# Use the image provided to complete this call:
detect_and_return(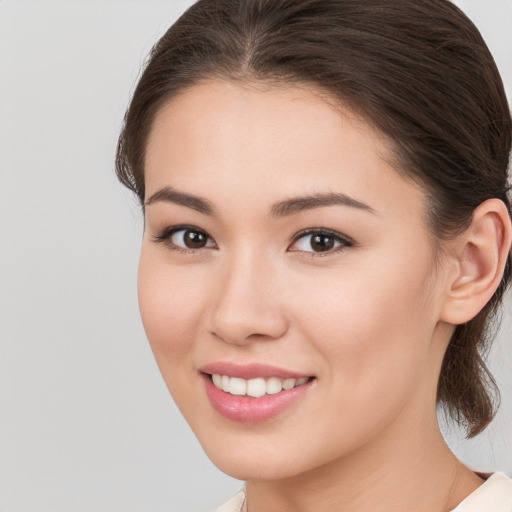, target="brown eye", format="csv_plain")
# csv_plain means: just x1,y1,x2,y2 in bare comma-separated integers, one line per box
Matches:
181,230,209,248
164,227,216,250
310,234,335,252
289,229,353,254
